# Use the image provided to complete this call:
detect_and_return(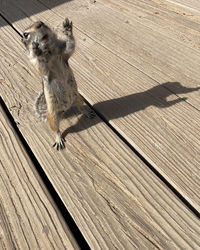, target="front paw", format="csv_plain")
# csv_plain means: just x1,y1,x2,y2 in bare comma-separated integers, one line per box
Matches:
63,18,73,36
32,42,42,56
